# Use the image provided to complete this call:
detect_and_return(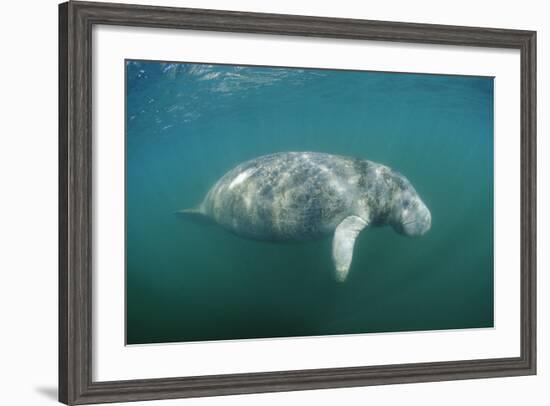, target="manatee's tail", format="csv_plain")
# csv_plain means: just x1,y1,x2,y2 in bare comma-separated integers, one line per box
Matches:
174,207,203,216
174,207,211,225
